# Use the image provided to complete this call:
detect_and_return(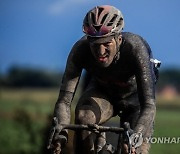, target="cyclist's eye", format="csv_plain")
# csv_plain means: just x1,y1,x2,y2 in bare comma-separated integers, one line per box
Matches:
103,42,112,47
